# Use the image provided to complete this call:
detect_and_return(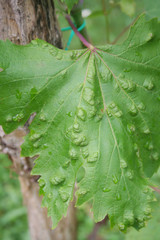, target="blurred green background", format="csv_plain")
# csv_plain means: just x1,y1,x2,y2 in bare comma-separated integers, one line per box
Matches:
1,153,160,240
1,0,160,239
0,154,29,240
56,0,160,49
